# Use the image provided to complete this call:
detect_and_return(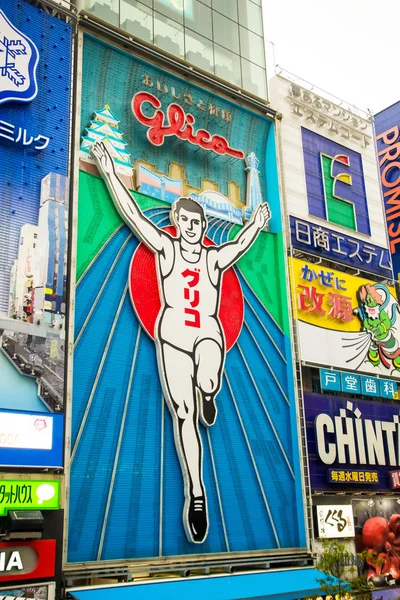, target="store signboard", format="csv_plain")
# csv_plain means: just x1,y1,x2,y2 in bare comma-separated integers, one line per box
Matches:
0,0,71,468
316,504,355,538
319,369,398,399
375,103,400,280
0,541,55,582
0,412,63,468
67,35,306,563
290,257,400,379
305,393,400,492
0,481,60,515
269,75,390,272
290,216,392,277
